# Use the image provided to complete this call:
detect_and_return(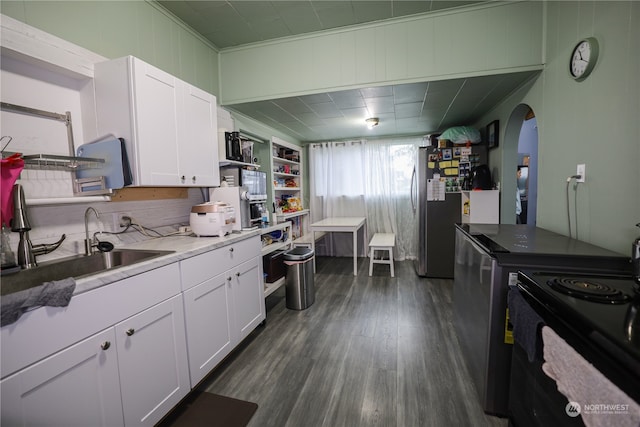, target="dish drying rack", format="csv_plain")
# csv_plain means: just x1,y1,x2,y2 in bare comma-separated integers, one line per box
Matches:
1,102,111,196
